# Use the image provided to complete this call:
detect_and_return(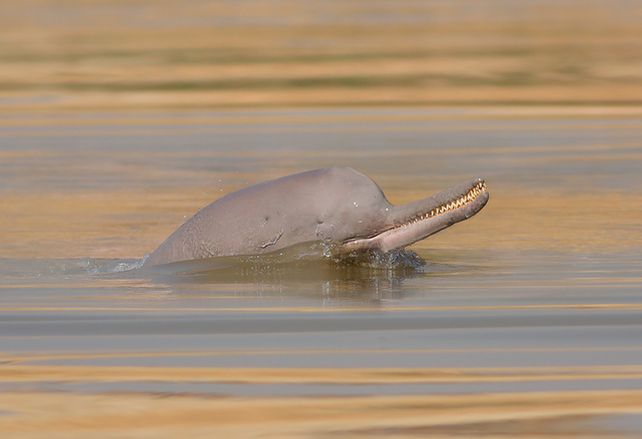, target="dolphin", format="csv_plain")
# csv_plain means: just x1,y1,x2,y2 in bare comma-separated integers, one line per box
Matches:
144,167,489,266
